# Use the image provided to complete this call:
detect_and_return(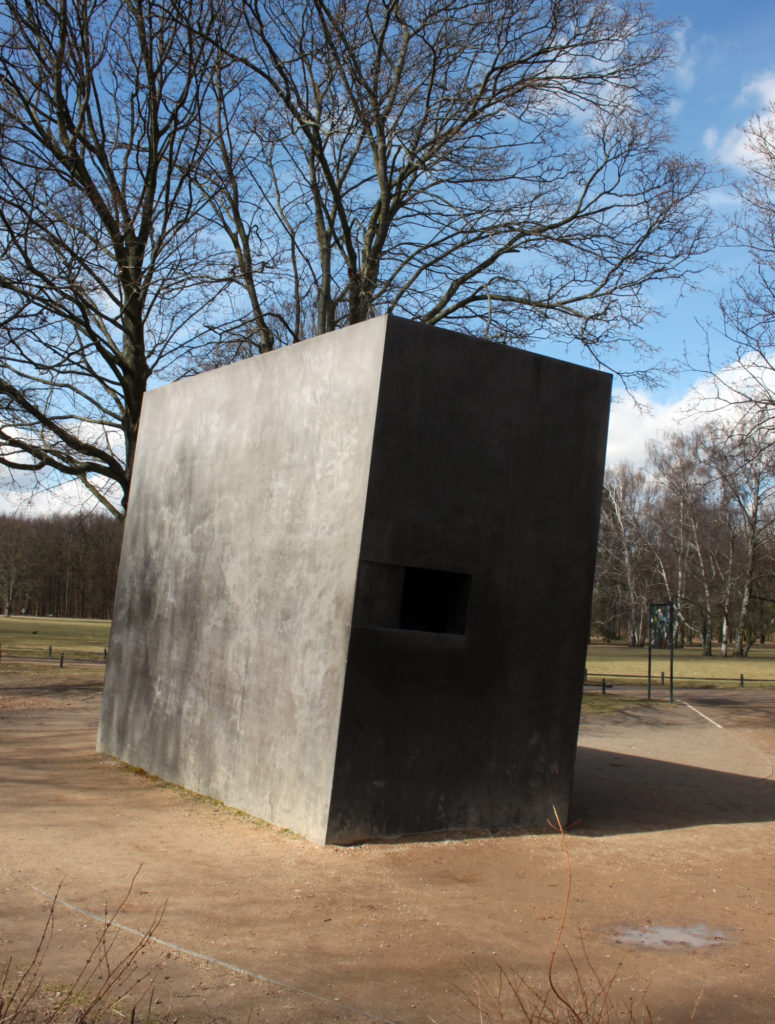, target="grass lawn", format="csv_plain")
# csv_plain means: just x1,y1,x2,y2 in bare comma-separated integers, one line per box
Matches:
0,615,111,661
580,694,658,715
586,640,775,687
4,614,771,688
0,659,106,688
